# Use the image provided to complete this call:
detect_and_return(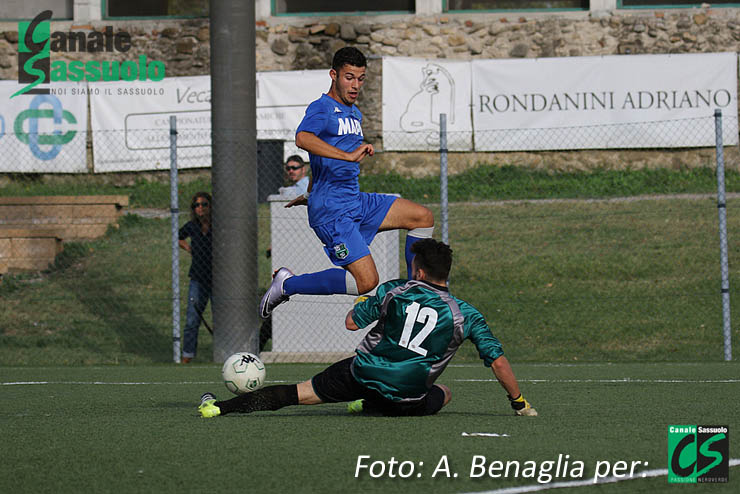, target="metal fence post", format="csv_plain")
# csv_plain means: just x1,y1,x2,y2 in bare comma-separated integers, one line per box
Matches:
439,113,449,245
170,116,181,363
211,0,259,361
714,109,732,361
